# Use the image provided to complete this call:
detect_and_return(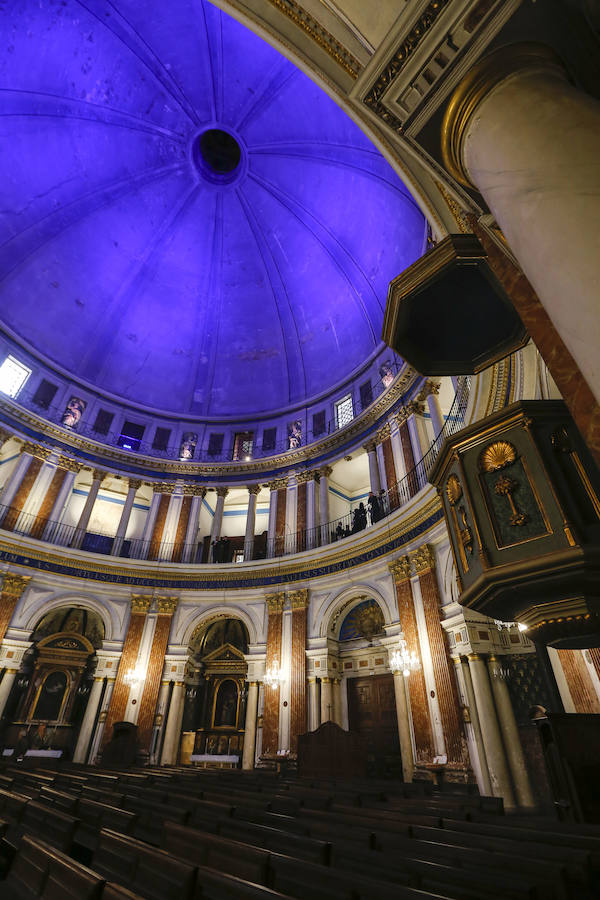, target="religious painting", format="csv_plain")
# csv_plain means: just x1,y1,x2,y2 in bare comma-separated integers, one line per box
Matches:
287,420,302,450
179,432,197,460
32,671,68,721
339,598,385,642
379,361,394,388
61,396,86,429
214,679,238,728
